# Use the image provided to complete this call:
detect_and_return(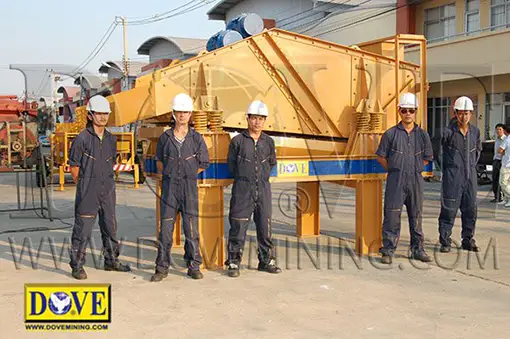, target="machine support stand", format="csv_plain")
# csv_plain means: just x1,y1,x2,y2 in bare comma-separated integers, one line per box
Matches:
296,181,320,237
198,185,225,270
355,179,383,255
